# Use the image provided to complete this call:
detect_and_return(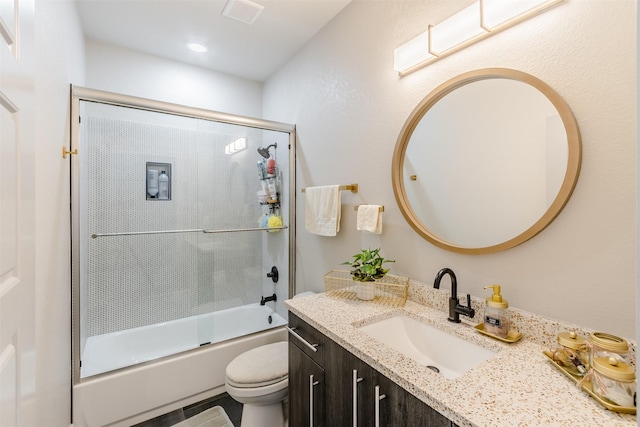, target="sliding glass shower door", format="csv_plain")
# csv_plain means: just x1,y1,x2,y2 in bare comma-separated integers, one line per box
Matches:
72,89,294,380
